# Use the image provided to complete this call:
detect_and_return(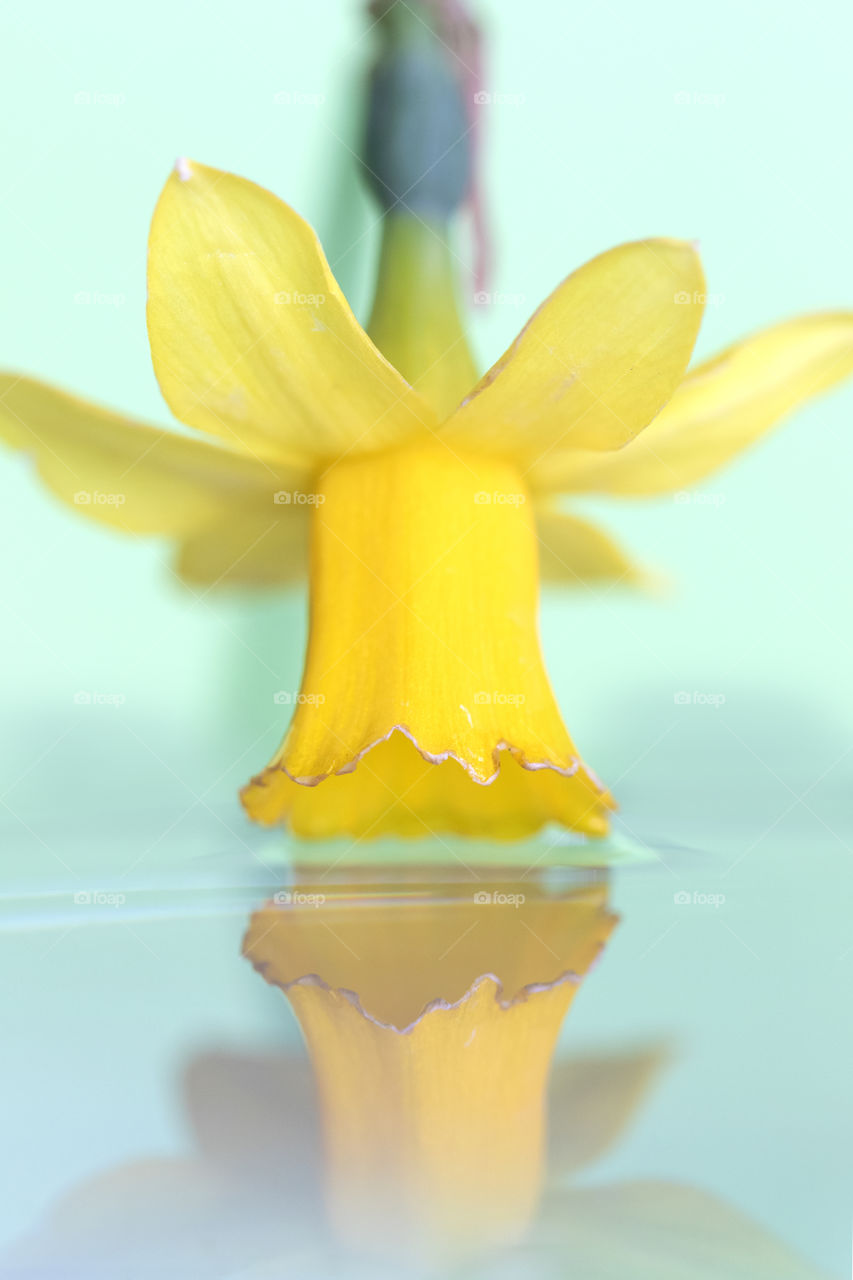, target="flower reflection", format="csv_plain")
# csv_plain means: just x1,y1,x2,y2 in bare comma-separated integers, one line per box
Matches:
244,871,617,1258
3,1045,826,1279
2,871,830,1279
